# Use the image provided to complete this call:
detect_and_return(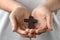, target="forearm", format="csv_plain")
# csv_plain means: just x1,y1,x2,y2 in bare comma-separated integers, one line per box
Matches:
42,0,60,11
0,0,24,12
